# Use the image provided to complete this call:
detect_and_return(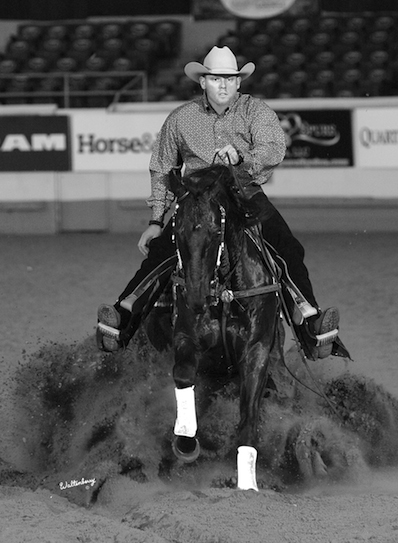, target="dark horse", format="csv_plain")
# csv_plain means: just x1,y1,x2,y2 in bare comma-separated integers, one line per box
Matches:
169,164,285,490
